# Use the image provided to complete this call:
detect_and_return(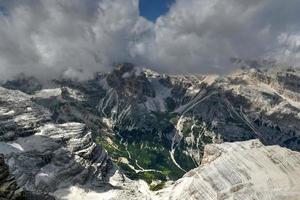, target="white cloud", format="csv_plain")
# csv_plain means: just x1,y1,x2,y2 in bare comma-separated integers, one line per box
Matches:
0,0,299,80
139,0,300,73
0,0,141,80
